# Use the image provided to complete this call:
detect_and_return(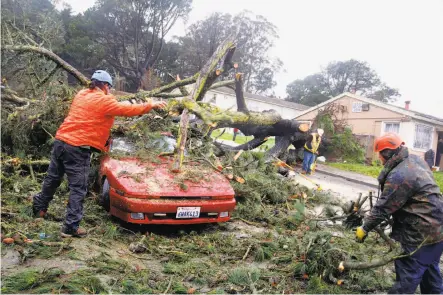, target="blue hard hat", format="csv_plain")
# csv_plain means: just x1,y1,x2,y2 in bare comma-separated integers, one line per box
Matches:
91,70,113,87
